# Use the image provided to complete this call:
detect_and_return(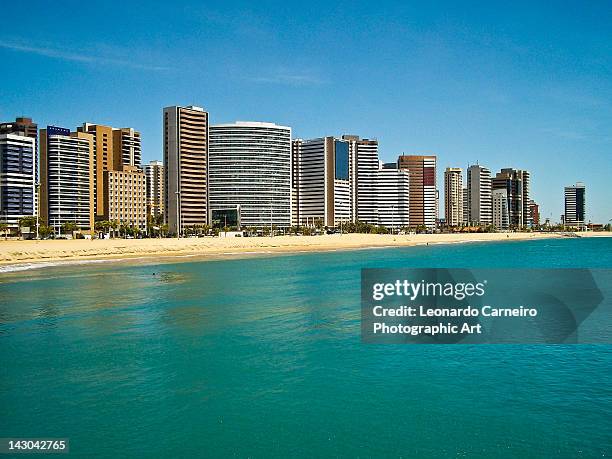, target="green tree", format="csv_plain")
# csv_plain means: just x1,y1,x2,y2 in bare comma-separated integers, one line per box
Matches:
39,225,54,239
61,221,79,235
0,222,8,240
18,216,37,229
